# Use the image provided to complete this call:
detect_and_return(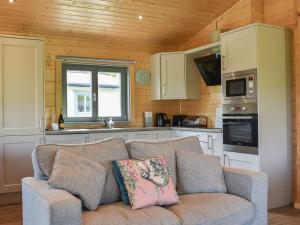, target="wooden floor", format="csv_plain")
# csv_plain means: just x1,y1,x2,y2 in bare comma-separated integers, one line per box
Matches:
0,204,300,225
